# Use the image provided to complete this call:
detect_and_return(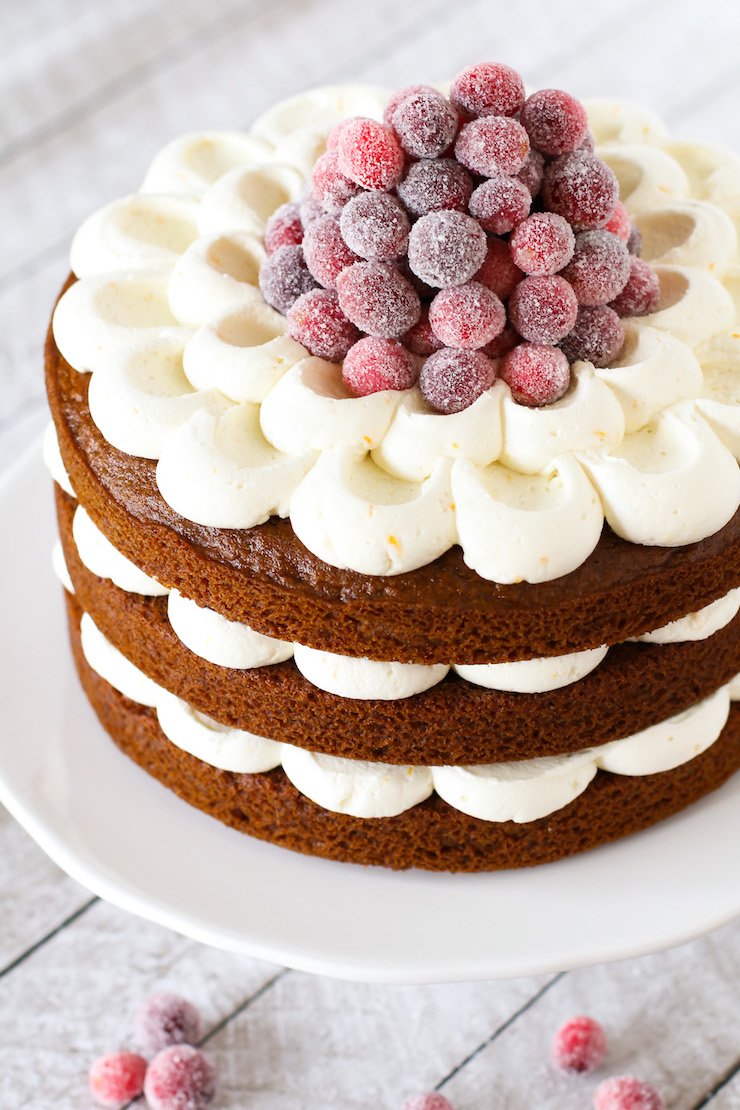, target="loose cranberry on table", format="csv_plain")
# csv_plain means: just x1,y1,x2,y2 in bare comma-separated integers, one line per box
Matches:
342,336,418,396
593,1075,665,1110
500,343,571,407
551,1014,607,1074
135,992,202,1055
403,1093,455,1110
89,1052,147,1108
144,1045,217,1110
